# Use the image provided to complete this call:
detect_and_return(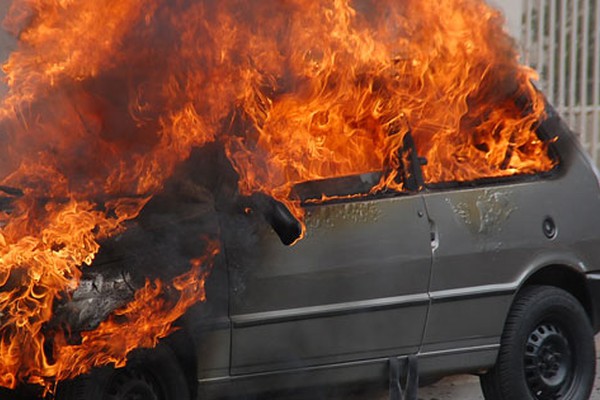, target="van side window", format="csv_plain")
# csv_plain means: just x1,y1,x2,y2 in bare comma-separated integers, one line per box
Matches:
294,171,394,204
